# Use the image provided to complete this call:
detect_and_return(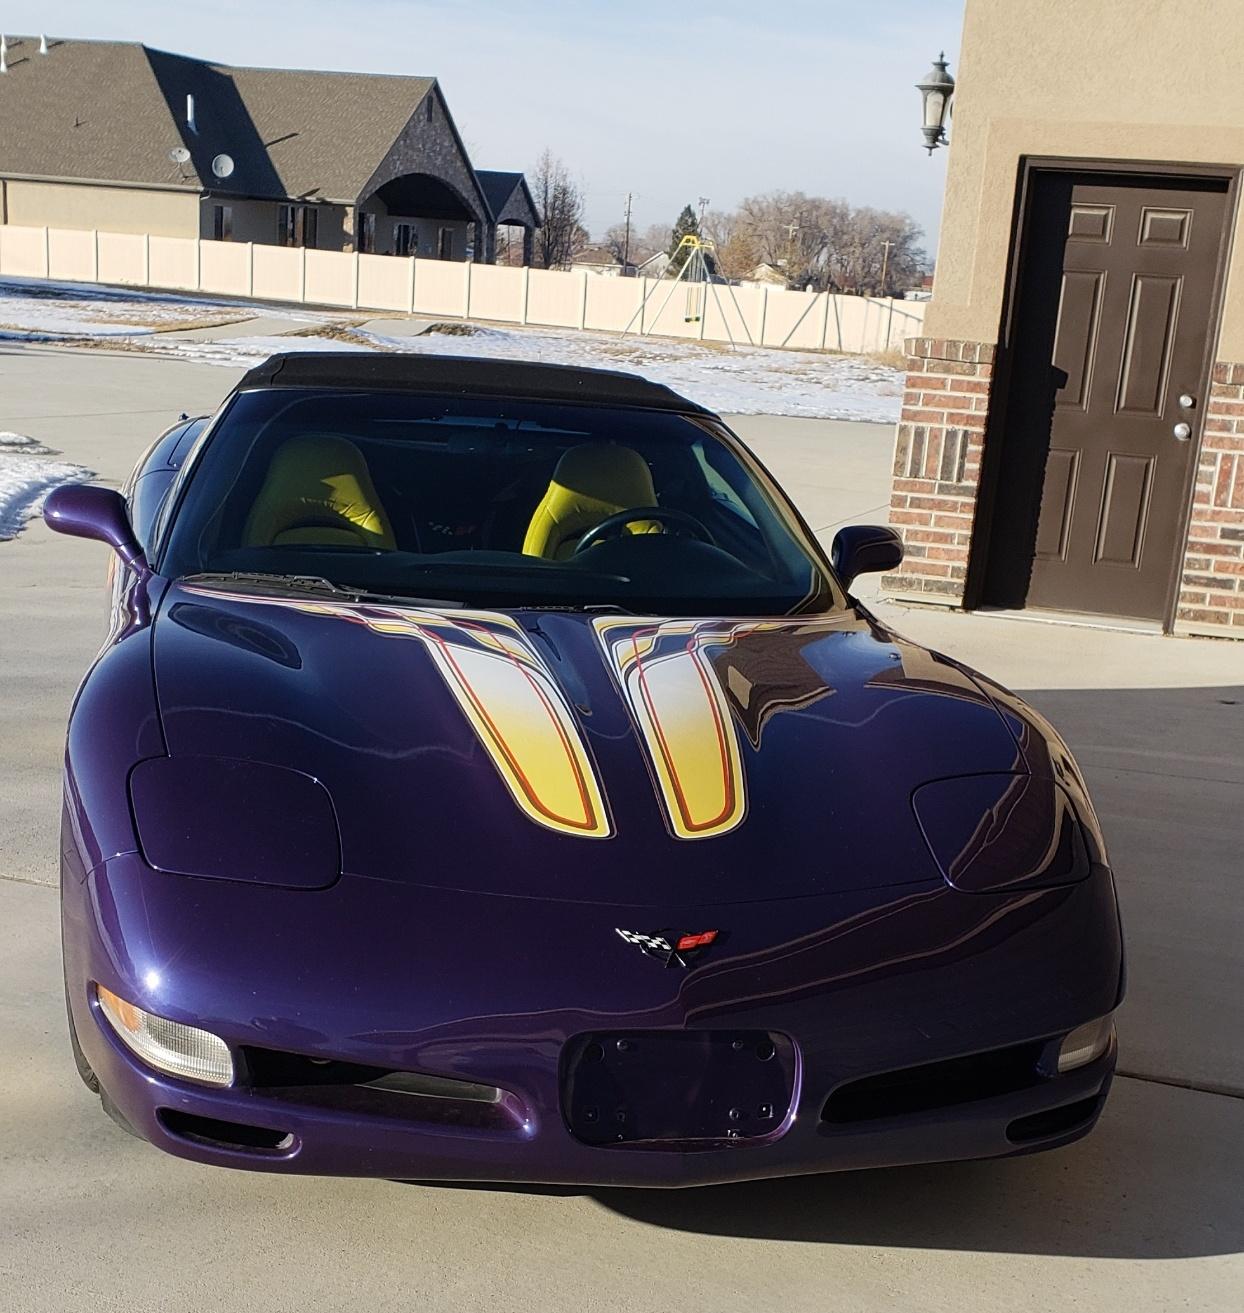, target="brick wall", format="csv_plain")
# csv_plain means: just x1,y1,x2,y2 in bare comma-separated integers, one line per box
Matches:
1177,362,1244,636
881,337,995,604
